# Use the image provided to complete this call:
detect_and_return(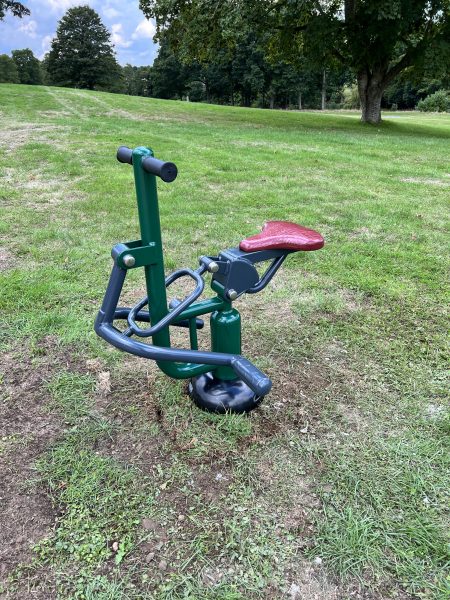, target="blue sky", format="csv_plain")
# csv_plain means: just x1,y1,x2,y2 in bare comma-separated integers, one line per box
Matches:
0,0,159,66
